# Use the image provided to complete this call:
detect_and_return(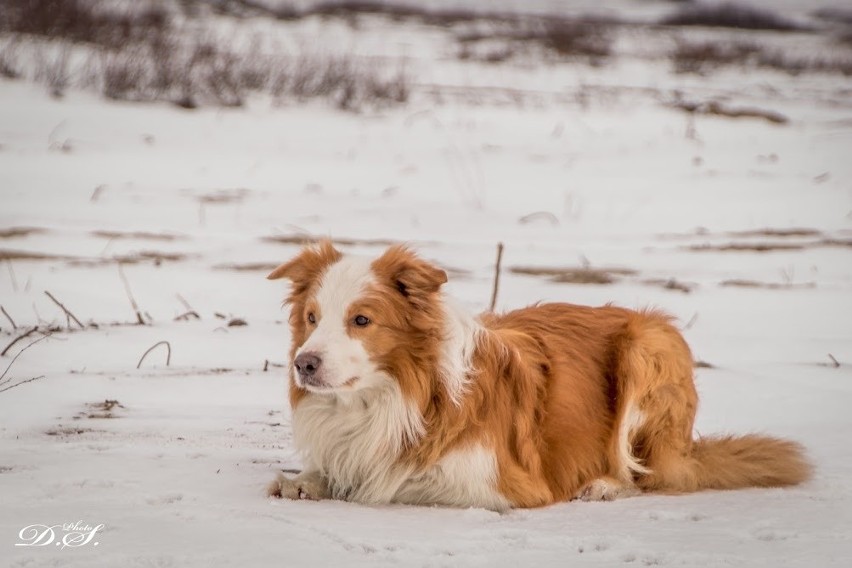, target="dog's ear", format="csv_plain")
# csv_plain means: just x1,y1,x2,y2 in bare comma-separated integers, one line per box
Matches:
267,240,341,294
372,245,447,300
